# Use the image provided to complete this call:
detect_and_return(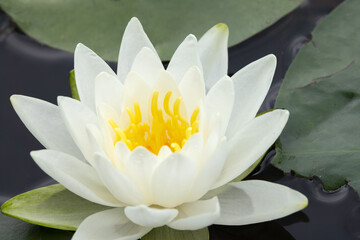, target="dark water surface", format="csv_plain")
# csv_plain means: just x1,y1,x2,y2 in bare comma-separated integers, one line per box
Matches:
1,0,359,239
